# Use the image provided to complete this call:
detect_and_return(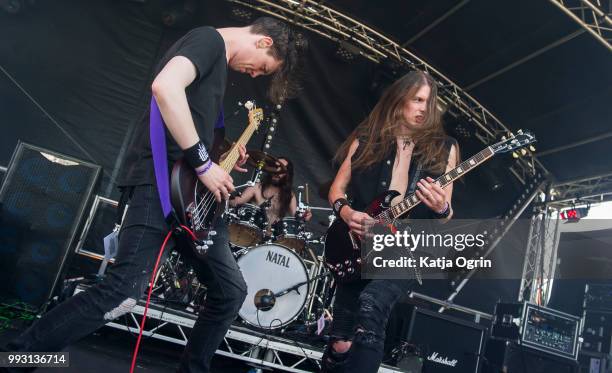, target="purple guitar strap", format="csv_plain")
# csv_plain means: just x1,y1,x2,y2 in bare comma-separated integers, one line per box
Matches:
149,97,224,224
149,98,174,222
